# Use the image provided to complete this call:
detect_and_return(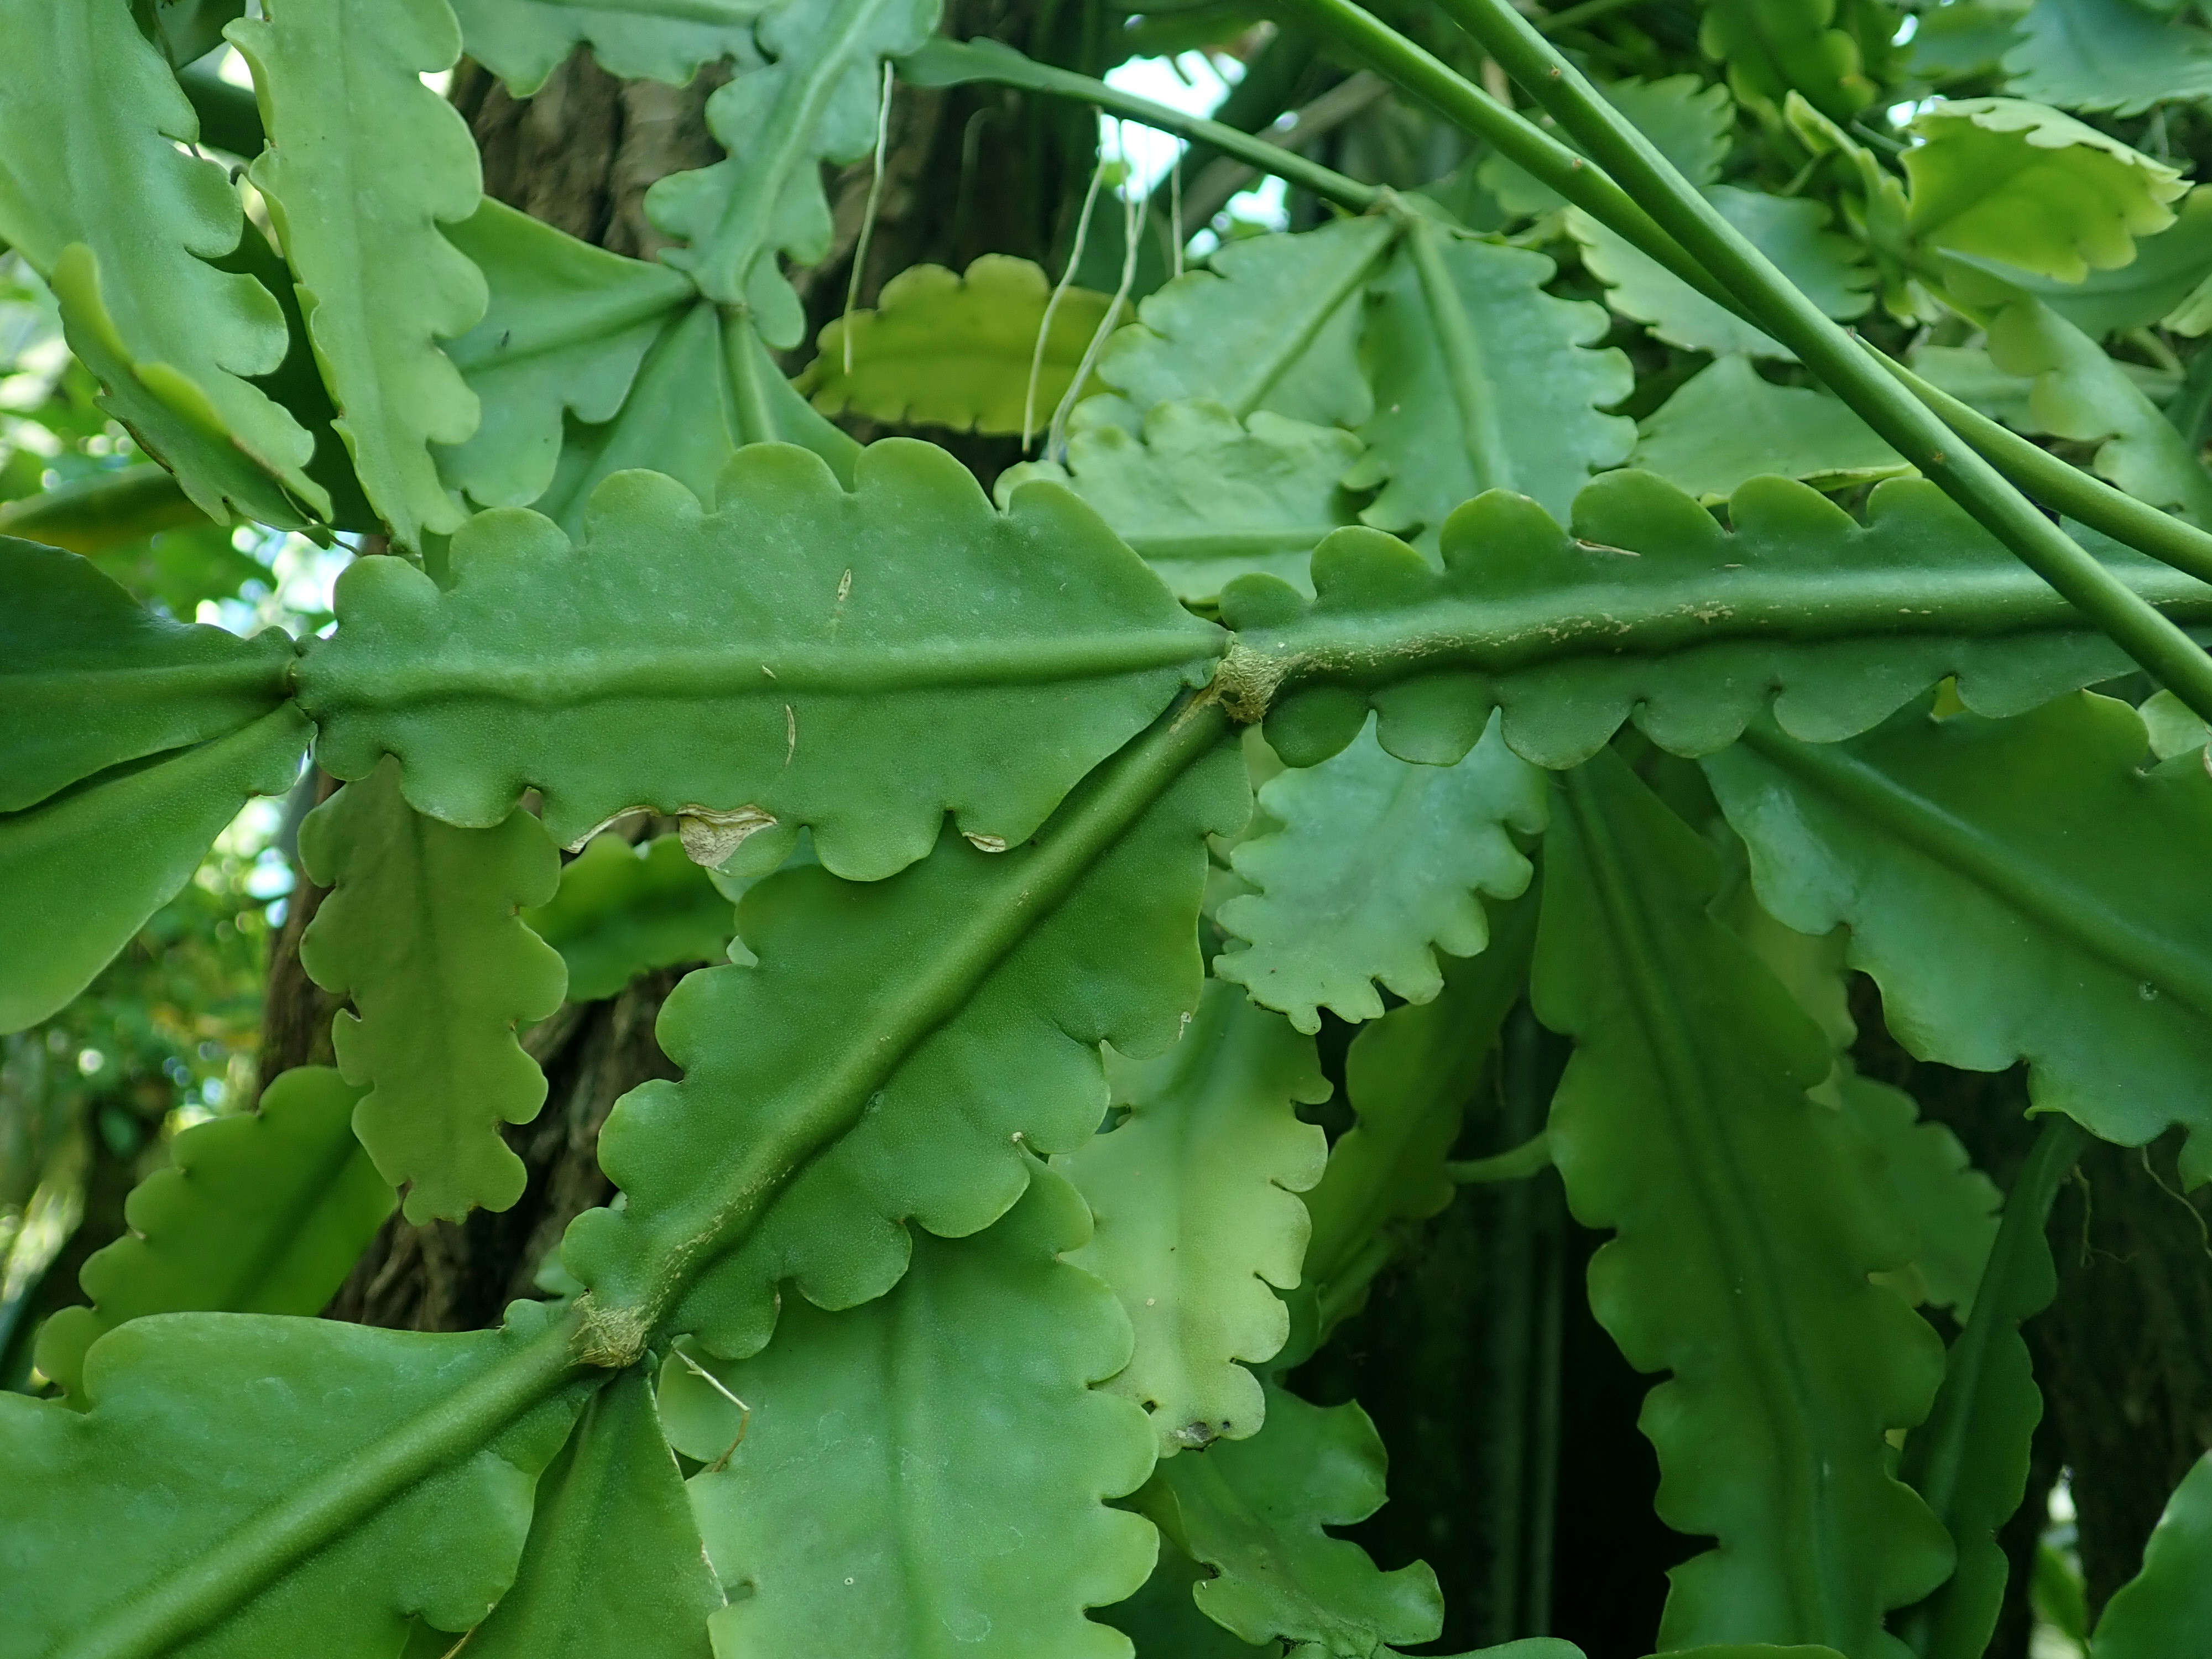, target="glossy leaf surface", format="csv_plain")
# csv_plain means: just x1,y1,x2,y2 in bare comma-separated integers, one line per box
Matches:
1059,981,1328,1453
1705,694,2212,1178
33,1066,392,1402
231,0,487,548
1217,712,1544,1032
1537,754,1949,1655
800,255,1115,435
0,538,295,815
661,1167,1157,1659
2091,1454,2212,1659
563,719,1244,1358
299,758,568,1223
298,444,1223,879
